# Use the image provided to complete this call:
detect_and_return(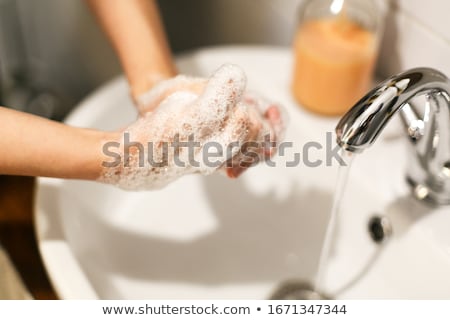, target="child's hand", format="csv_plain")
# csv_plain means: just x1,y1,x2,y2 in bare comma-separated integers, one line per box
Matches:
100,64,285,190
